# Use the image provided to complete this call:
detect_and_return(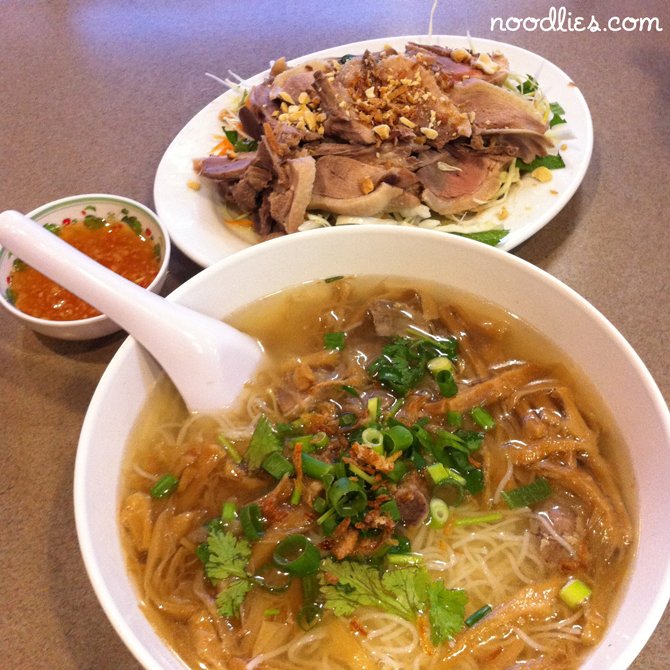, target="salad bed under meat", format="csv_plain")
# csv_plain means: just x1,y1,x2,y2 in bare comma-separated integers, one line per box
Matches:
194,43,565,244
